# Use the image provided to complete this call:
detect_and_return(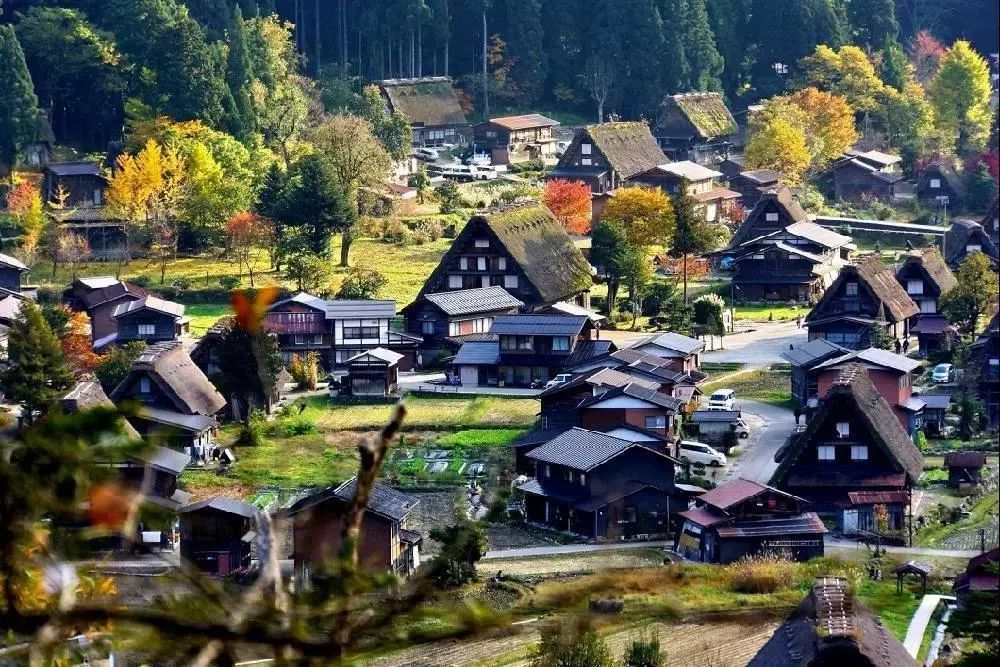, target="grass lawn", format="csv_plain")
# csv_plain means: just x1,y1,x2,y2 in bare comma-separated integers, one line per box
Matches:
297,395,539,431
734,304,810,322
703,368,794,408
917,490,1000,547
184,303,230,335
